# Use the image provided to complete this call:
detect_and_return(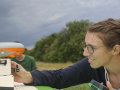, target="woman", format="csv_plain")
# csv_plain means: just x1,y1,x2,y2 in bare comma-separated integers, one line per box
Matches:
12,18,120,90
